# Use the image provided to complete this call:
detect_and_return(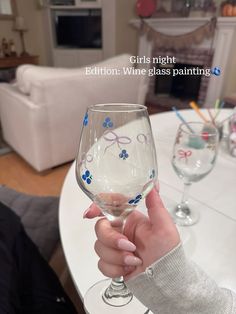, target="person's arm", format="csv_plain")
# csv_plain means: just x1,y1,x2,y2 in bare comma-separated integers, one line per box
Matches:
127,243,235,314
